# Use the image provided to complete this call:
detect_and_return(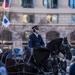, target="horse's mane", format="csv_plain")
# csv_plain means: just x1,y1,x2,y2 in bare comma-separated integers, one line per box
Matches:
46,38,63,50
